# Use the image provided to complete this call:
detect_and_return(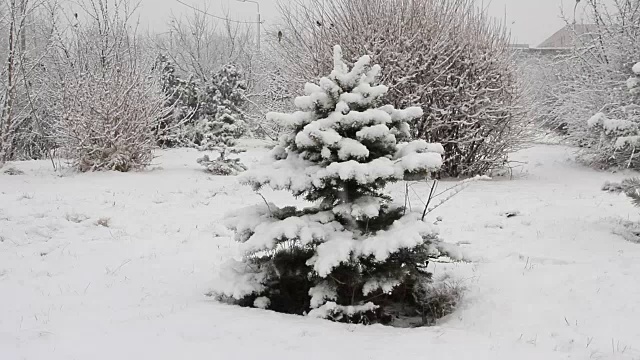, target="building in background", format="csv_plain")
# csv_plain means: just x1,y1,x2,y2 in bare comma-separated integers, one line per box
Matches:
511,23,597,57
537,24,597,49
